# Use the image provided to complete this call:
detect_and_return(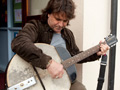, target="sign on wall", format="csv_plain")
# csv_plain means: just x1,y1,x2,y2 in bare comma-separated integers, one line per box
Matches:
13,0,22,23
